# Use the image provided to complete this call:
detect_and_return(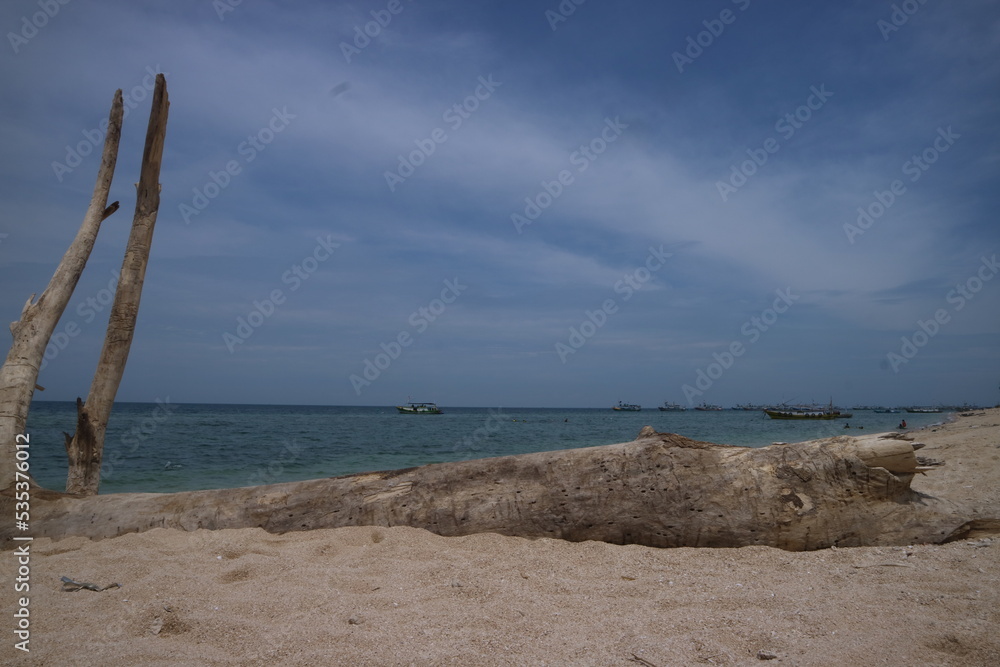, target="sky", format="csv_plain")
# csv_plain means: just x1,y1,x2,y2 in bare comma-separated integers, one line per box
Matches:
1,0,998,409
